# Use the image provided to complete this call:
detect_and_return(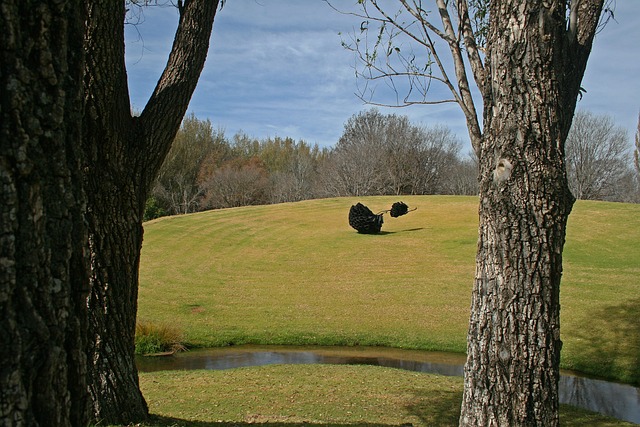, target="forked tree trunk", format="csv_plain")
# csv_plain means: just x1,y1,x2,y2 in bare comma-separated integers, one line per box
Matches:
83,0,219,423
83,1,148,421
459,1,604,425
0,1,89,425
